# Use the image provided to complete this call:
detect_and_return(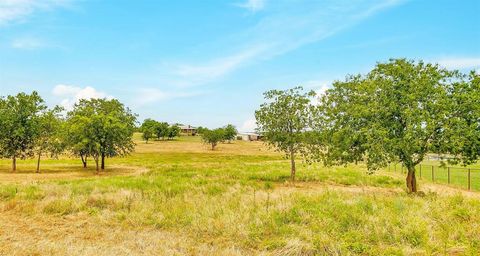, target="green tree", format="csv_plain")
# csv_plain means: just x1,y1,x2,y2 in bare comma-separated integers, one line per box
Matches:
35,106,65,172
0,92,46,171
167,125,181,140
66,98,137,173
437,71,480,165
320,59,471,193
223,124,238,143
255,87,316,181
197,126,206,135
202,128,225,150
140,118,158,143
155,122,169,140
66,100,99,170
